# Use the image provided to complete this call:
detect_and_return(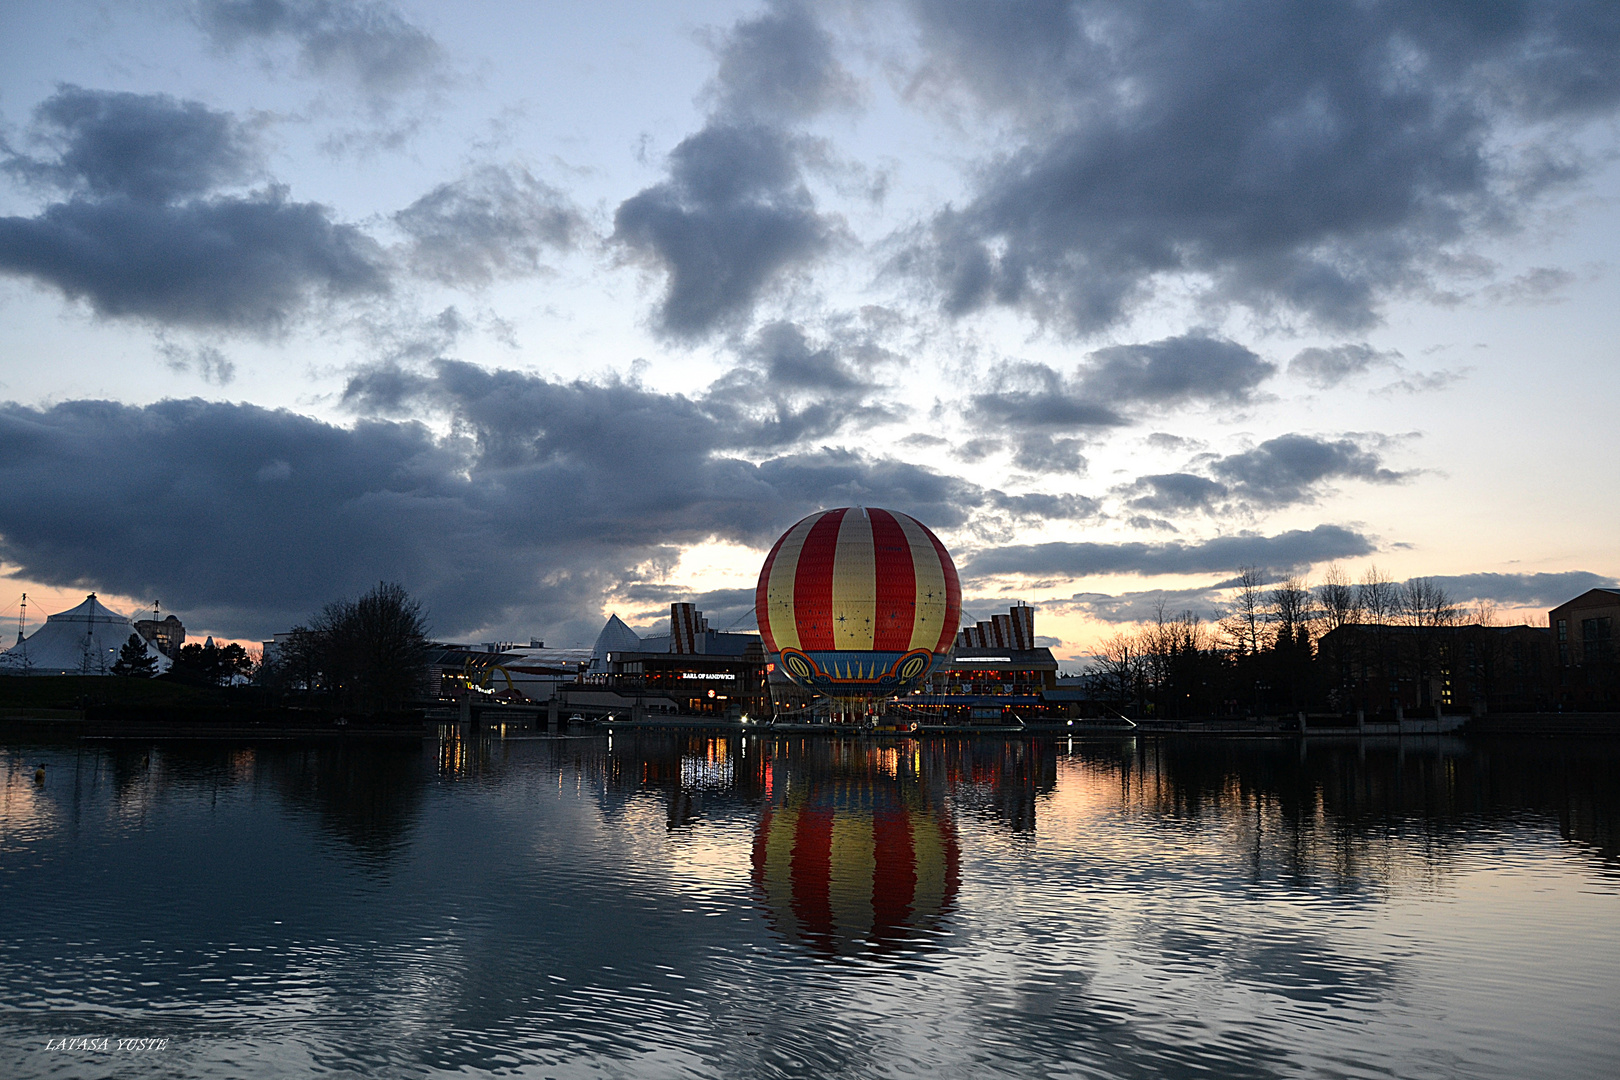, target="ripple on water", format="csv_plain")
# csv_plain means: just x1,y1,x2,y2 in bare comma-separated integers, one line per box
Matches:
1,734,1618,1079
